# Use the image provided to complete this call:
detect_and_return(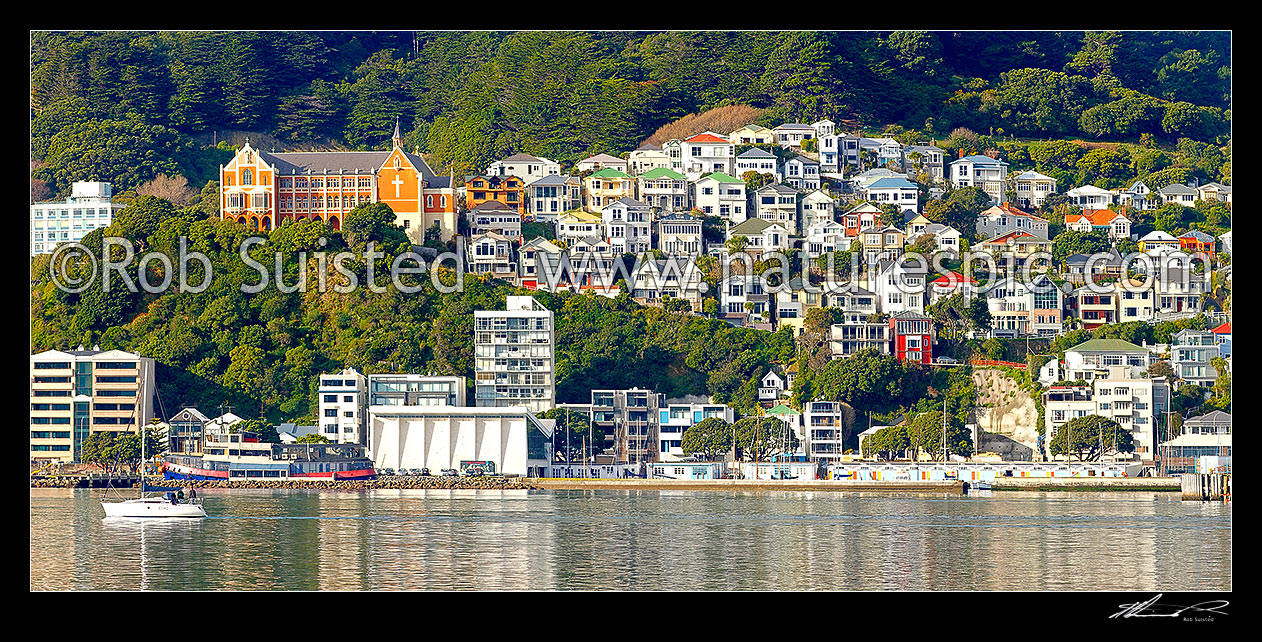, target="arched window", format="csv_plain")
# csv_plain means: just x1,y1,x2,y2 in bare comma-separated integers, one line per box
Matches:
242,169,254,186
441,195,447,208
426,195,433,209
394,157,401,170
